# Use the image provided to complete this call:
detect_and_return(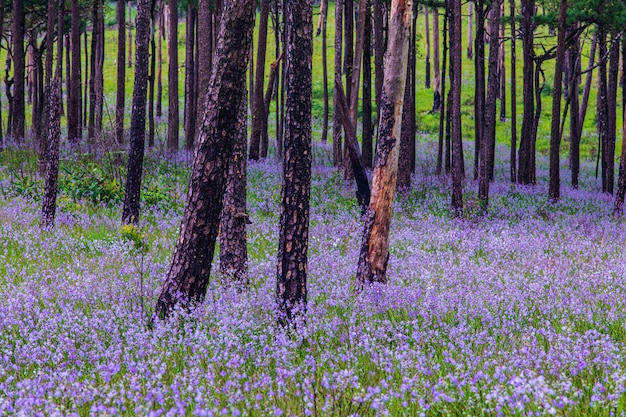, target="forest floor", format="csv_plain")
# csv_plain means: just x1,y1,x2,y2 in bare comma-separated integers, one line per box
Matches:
1,138,626,415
